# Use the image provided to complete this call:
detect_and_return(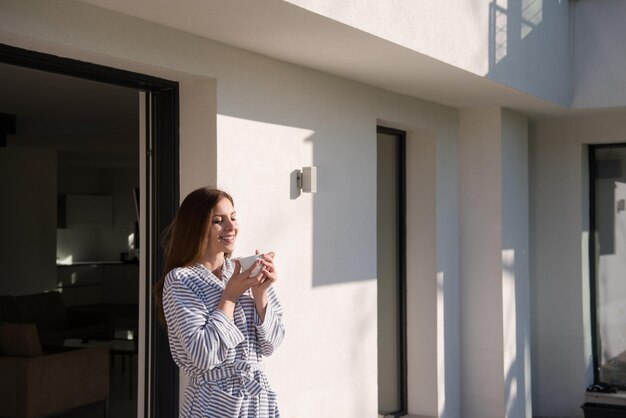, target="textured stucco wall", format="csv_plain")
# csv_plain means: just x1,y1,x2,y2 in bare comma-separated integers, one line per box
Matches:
285,0,572,106
572,0,626,108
